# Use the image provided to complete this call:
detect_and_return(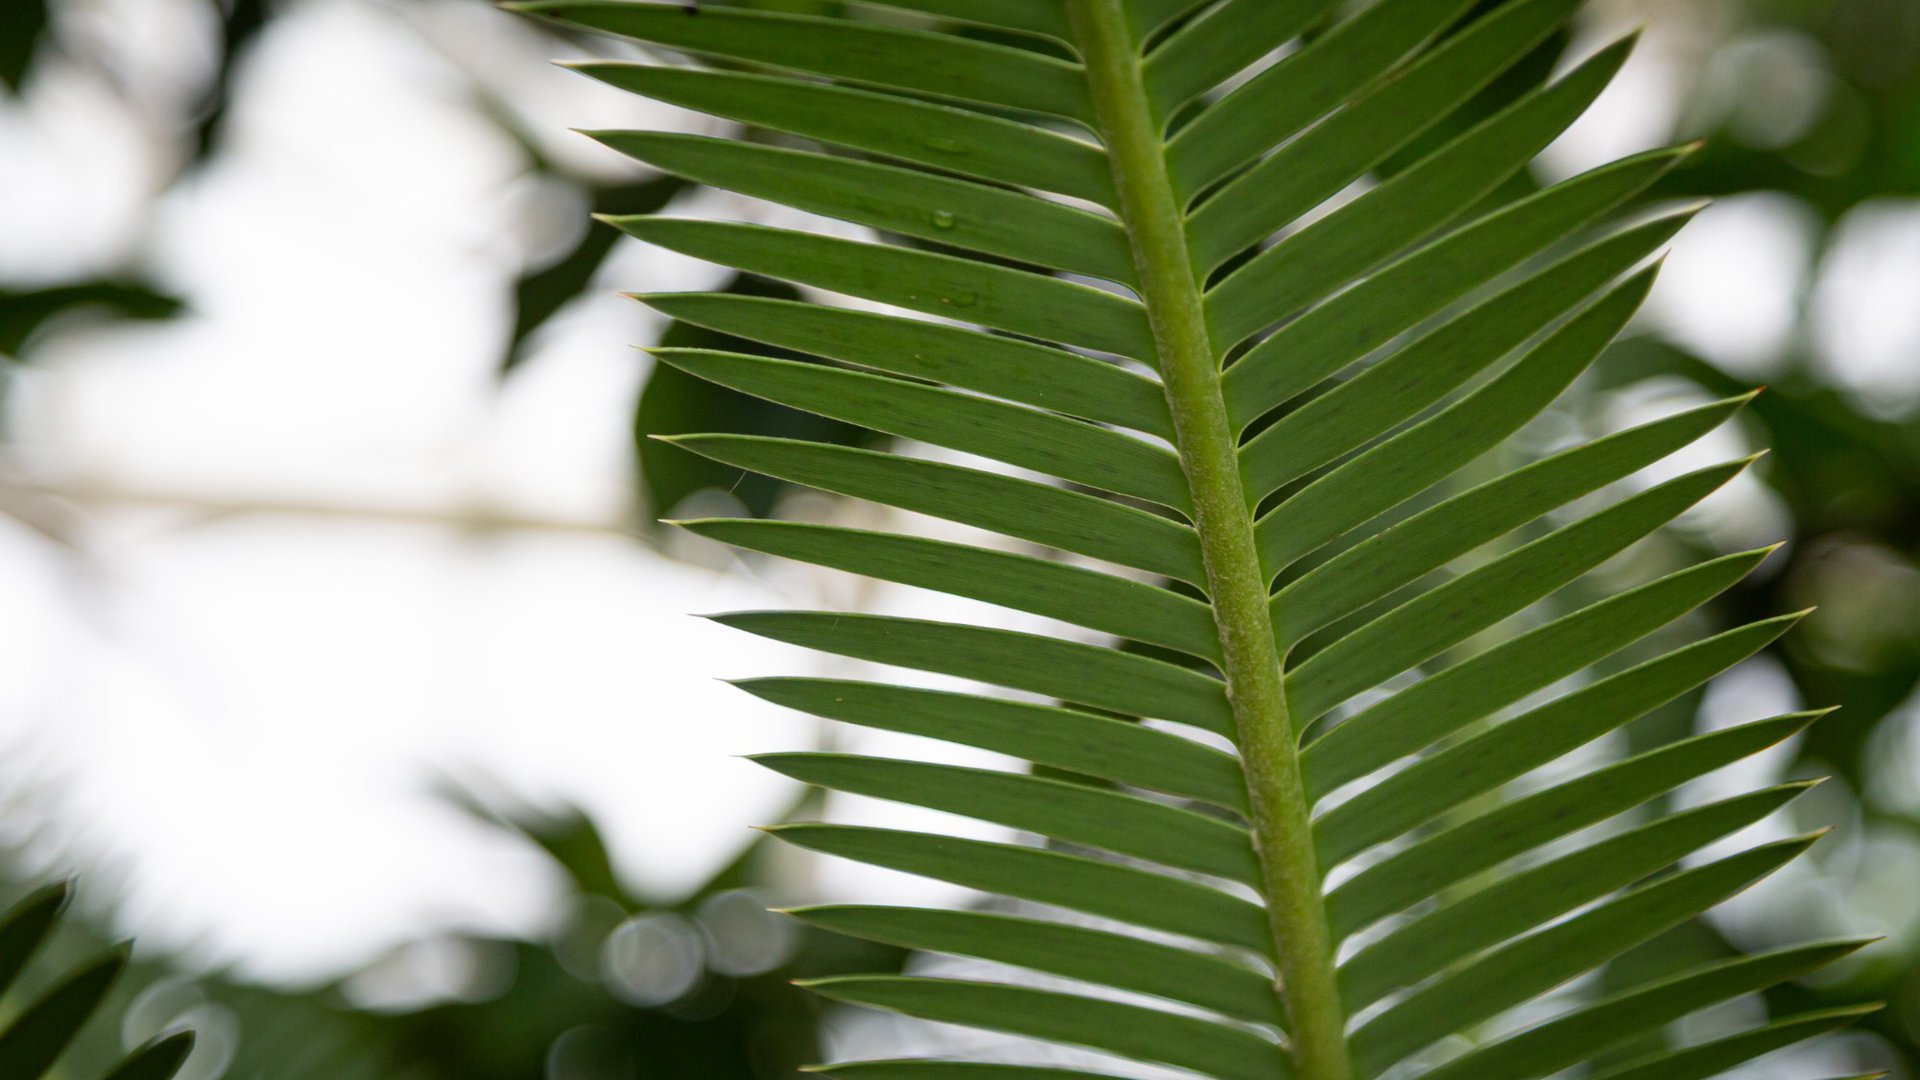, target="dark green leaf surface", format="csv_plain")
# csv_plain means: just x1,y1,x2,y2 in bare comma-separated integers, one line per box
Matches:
800,977,1278,1080
735,679,1248,813
1589,1005,1881,1080
1273,394,1751,646
1204,38,1638,351
1285,460,1753,722
1143,0,1335,119
1167,0,1477,201
788,906,1279,1023
1306,612,1805,805
1221,134,1678,433
1338,783,1814,1009
595,133,1136,283
668,437,1207,584
1187,0,1582,271
1425,942,1874,1080
653,350,1189,511
770,825,1271,954
754,754,1258,882
1324,711,1826,938
1309,547,1779,861
638,294,1172,435
683,519,1217,658
1255,266,1659,578
1350,838,1818,1075
847,0,1074,41
714,612,1234,736
512,4,1096,122
572,65,1117,207
1128,0,1213,40
1237,211,1695,502
609,219,1156,361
